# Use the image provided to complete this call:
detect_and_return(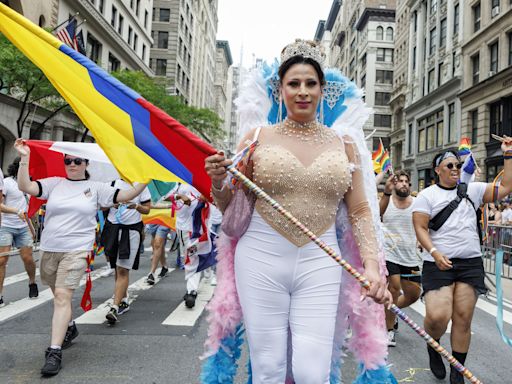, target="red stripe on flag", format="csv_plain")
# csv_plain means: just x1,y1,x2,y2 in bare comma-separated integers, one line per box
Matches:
136,99,216,199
